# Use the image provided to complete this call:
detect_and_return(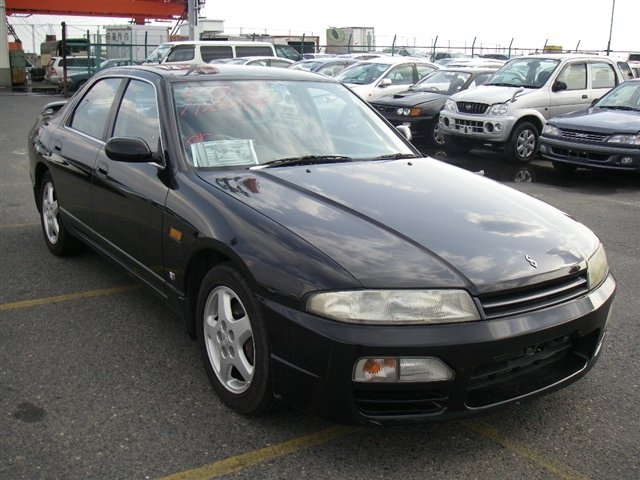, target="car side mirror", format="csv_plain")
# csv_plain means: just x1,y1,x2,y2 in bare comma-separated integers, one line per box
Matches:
552,80,567,92
591,98,600,107
395,125,412,141
105,137,154,163
379,78,392,88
